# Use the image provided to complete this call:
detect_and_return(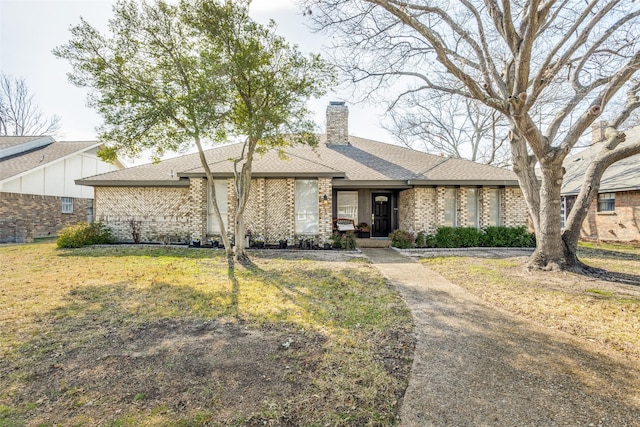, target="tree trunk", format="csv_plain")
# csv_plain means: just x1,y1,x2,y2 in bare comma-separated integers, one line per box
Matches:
527,162,567,270
233,137,258,262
